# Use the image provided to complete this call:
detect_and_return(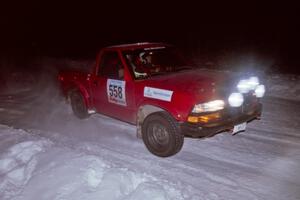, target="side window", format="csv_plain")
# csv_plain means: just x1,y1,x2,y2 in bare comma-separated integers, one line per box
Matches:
98,51,124,80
